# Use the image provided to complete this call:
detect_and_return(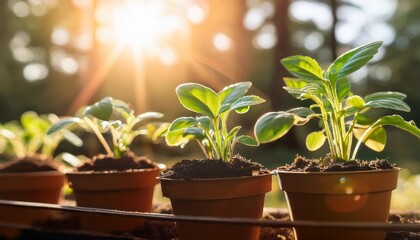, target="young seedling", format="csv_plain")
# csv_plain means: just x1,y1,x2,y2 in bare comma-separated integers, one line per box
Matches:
165,82,265,162
255,41,420,161
47,97,168,159
0,111,82,161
